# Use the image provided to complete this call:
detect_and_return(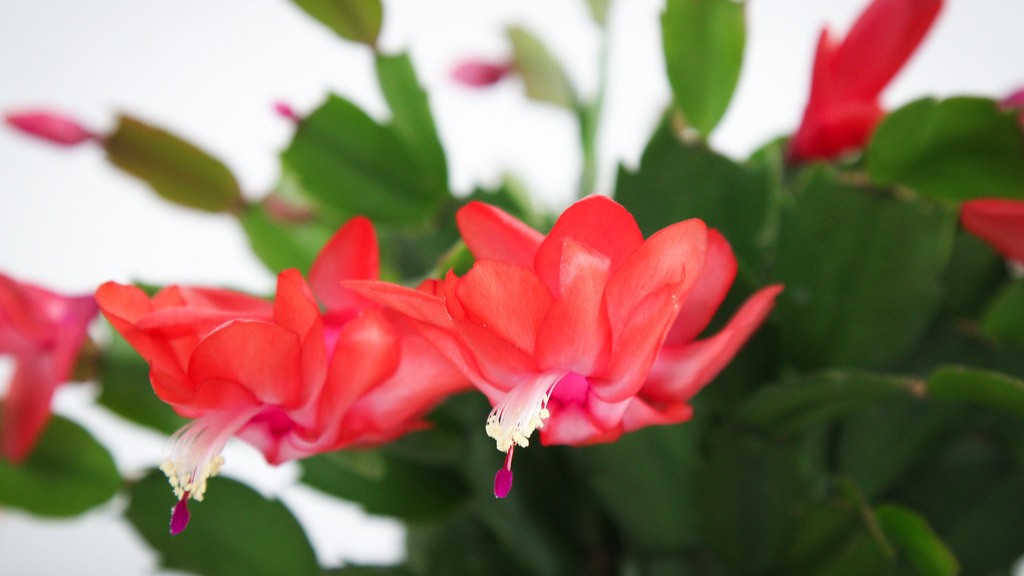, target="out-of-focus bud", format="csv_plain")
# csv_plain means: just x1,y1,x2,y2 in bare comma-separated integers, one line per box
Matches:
5,109,98,147
451,60,513,88
273,101,302,124
1002,87,1024,128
